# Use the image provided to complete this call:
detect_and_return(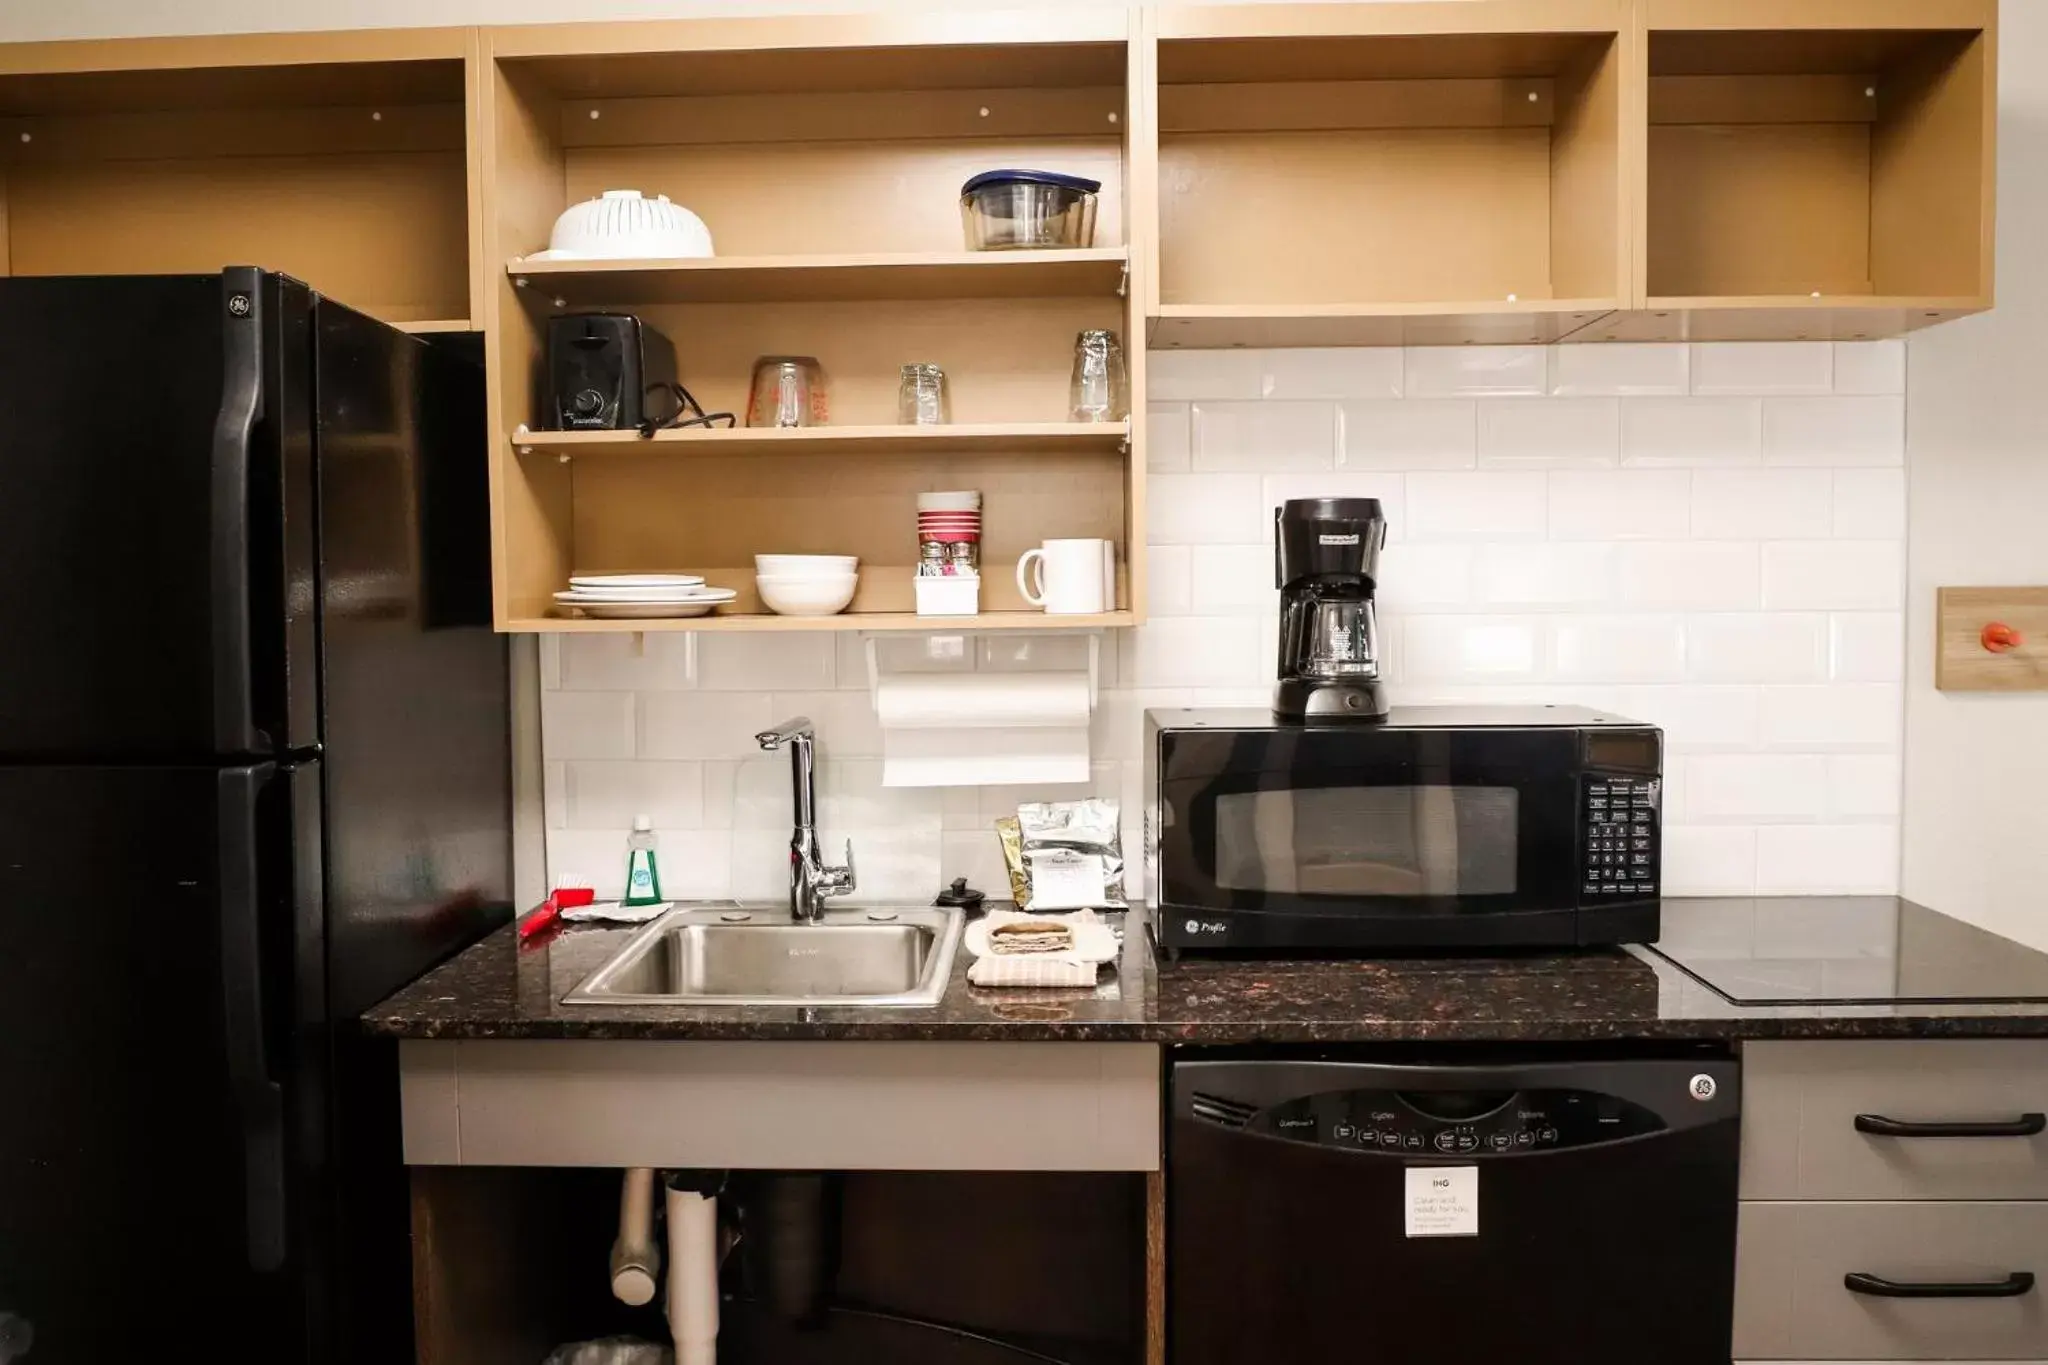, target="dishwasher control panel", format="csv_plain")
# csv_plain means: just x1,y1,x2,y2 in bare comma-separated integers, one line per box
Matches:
1259,1088,1665,1155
